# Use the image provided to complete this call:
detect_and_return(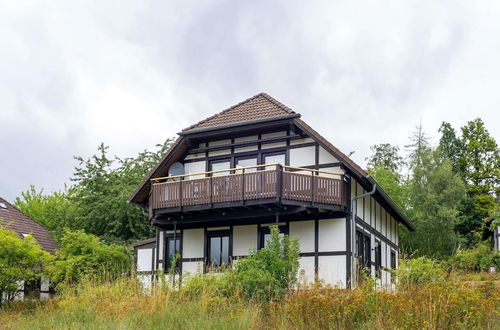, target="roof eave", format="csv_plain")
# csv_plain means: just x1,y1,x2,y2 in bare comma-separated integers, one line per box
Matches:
179,114,300,136
365,175,416,231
